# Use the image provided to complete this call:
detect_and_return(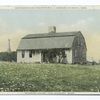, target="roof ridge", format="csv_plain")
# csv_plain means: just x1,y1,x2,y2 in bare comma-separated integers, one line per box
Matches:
23,31,81,39
25,31,80,35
